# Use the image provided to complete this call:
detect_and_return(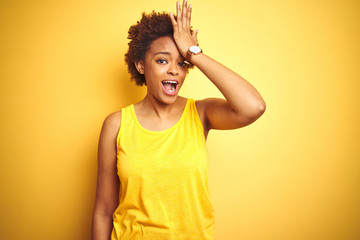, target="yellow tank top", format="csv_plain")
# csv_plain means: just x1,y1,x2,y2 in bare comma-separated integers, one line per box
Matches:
111,98,215,240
